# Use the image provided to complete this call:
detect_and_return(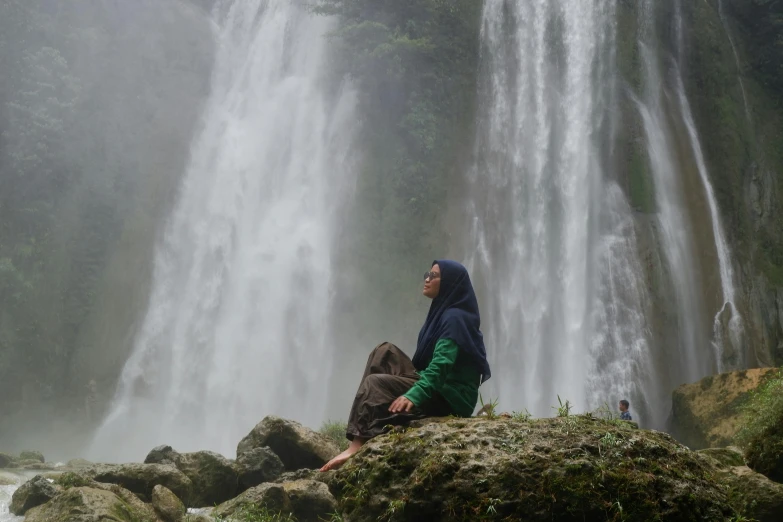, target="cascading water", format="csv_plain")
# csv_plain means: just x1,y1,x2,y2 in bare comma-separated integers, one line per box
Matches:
673,2,744,371
636,23,709,382
89,0,356,461
465,0,657,423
